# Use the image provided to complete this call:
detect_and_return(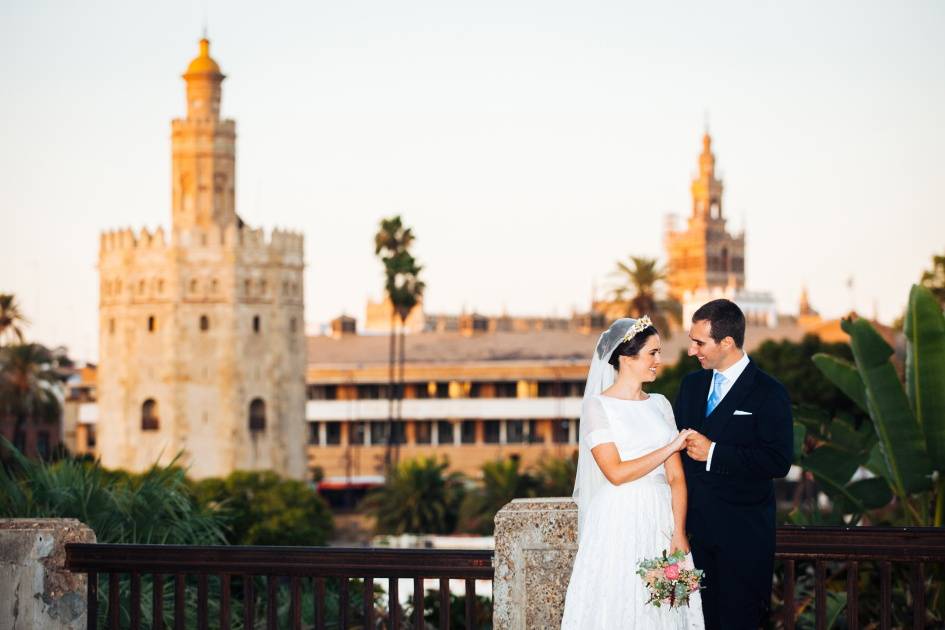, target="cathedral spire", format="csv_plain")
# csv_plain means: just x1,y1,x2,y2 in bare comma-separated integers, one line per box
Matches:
690,130,723,221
